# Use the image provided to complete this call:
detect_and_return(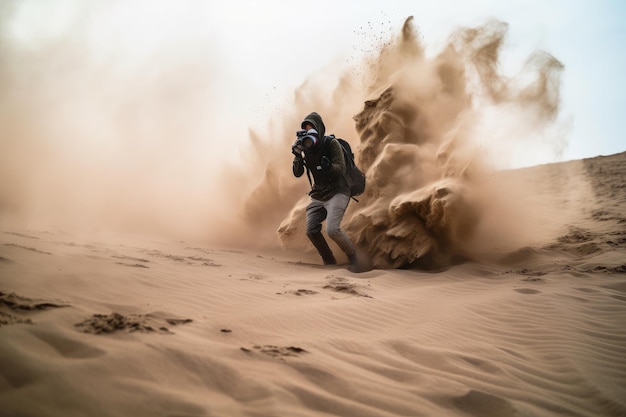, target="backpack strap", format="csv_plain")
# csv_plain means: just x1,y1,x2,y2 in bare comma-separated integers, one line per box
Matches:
303,160,313,189
322,135,334,158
